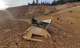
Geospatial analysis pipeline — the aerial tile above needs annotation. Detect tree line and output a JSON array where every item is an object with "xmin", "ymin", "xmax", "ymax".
[{"xmin": 28, "ymin": 0, "xmax": 80, "ymax": 6}]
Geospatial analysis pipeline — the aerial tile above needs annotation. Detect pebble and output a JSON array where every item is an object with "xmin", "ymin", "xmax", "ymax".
[
  {"xmin": 63, "ymin": 32, "xmax": 66, "ymax": 34},
  {"xmin": 68, "ymin": 35, "xmax": 72, "ymax": 37},
  {"xmin": 60, "ymin": 35, "xmax": 63, "ymax": 38}
]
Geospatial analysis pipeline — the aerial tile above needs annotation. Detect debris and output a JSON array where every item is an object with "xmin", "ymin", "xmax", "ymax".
[{"xmin": 23, "ymin": 13, "xmax": 52, "ymax": 41}]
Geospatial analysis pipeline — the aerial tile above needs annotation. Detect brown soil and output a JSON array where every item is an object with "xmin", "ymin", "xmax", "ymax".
[
  {"xmin": 0, "ymin": 9, "xmax": 80, "ymax": 48},
  {"xmin": 0, "ymin": 2, "xmax": 80, "ymax": 48},
  {"xmin": 36, "ymin": 9, "xmax": 80, "ymax": 48}
]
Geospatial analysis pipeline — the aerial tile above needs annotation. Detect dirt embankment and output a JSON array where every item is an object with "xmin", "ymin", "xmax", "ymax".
[
  {"xmin": 0, "ymin": 5, "xmax": 56, "ymax": 19},
  {"xmin": 35, "ymin": 5, "xmax": 80, "ymax": 48}
]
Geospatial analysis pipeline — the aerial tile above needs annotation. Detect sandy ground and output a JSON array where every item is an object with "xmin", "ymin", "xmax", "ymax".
[{"xmin": 0, "ymin": 6, "xmax": 80, "ymax": 48}]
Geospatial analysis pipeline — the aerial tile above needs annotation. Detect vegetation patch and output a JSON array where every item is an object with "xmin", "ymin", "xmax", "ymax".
[
  {"xmin": 50, "ymin": 10, "xmax": 59, "ymax": 13},
  {"xmin": 16, "ymin": 19, "xmax": 31, "ymax": 22}
]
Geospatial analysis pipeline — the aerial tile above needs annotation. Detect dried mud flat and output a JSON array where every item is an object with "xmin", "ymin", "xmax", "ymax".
[{"xmin": 0, "ymin": 10, "xmax": 80, "ymax": 48}]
